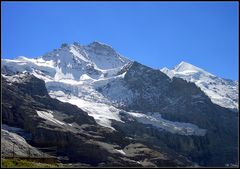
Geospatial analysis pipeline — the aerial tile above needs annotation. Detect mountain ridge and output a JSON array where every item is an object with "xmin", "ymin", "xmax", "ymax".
[
  {"xmin": 161, "ymin": 61, "xmax": 238, "ymax": 110},
  {"xmin": 1, "ymin": 41, "xmax": 238, "ymax": 166}
]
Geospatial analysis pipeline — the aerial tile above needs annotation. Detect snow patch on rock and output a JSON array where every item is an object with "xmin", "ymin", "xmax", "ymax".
[
  {"xmin": 128, "ymin": 112, "xmax": 206, "ymax": 136},
  {"xmin": 36, "ymin": 110, "xmax": 65, "ymax": 126}
]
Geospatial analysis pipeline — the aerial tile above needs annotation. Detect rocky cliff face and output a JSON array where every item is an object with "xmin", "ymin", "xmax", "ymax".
[
  {"xmin": 1, "ymin": 73, "xmax": 192, "ymax": 167},
  {"xmin": 103, "ymin": 61, "xmax": 238, "ymax": 166}
]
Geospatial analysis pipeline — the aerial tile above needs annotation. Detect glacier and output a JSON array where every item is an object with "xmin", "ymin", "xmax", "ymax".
[{"xmin": 0, "ymin": 42, "xmax": 220, "ymax": 136}]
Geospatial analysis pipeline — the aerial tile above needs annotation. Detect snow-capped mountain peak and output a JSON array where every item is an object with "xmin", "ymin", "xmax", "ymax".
[
  {"xmin": 161, "ymin": 61, "xmax": 238, "ymax": 110},
  {"xmin": 87, "ymin": 41, "xmax": 114, "ymax": 50},
  {"xmin": 172, "ymin": 61, "xmax": 214, "ymax": 77},
  {"xmin": 42, "ymin": 41, "xmax": 130, "ymax": 70},
  {"xmin": 1, "ymin": 41, "xmax": 133, "ymax": 129},
  {"xmin": 174, "ymin": 61, "xmax": 199, "ymax": 72},
  {"xmin": 84, "ymin": 41, "xmax": 130, "ymax": 69}
]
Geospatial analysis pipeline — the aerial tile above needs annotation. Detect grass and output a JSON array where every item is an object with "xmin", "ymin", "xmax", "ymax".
[{"xmin": 1, "ymin": 158, "xmax": 61, "ymax": 168}]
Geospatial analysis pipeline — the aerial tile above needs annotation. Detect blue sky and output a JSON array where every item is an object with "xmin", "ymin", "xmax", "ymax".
[{"xmin": 1, "ymin": 2, "xmax": 238, "ymax": 80}]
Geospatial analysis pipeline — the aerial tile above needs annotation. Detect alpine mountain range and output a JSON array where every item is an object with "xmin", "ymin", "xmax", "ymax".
[{"xmin": 1, "ymin": 41, "xmax": 238, "ymax": 167}]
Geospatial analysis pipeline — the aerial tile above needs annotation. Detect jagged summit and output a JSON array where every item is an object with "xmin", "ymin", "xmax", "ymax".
[
  {"xmin": 38, "ymin": 41, "xmax": 130, "ymax": 70},
  {"xmin": 88, "ymin": 41, "xmax": 112, "ymax": 48},
  {"xmin": 58, "ymin": 41, "xmax": 116, "ymax": 54}
]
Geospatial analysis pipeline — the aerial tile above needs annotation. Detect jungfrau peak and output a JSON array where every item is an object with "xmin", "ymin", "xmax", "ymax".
[
  {"xmin": 2, "ymin": 41, "xmax": 132, "ymax": 129},
  {"xmin": 1, "ymin": 41, "xmax": 238, "ymax": 167}
]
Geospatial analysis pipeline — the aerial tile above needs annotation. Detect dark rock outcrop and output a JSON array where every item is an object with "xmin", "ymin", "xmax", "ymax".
[
  {"xmin": 119, "ymin": 62, "xmax": 238, "ymax": 166},
  {"xmin": 1, "ymin": 74, "xmax": 192, "ymax": 167},
  {"xmin": 98, "ymin": 61, "xmax": 238, "ymax": 166}
]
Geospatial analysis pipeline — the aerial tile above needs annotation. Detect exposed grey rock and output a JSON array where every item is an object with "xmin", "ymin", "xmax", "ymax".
[
  {"xmin": 1, "ymin": 129, "xmax": 43, "ymax": 157},
  {"xmin": 103, "ymin": 61, "xmax": 238, "ymax": 166},
  {"xmin": 1, "ymin": 74, "xmax": 192, "ymax": 167}
]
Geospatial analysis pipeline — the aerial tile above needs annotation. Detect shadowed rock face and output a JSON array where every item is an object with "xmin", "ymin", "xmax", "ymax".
[
  {"xmin": 121, "ymin": 61, "xmax": 211, "ymax": 113},
  {"xmin": 97, "ymin": 61, "xmax": 238, "ymax": 166},
  {"xmin": 114, "ymin": 62, "xmax": 238, "ymax": 166},
  {"xmin": 1, "ymin": 74, "xmax": 96, "ymax": 128},
  {"xmin": 161, "ymin": 61, "xmax": 239, "ymax": 111},
  {"xmin": 1, "ymin": 74, "xmax": 192, "ymax": 167}
]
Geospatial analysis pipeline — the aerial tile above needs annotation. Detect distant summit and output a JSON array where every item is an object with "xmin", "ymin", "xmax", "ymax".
[{"xmin": 161, "ymin": 61, "xmax": 238, "ymax": 110}]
